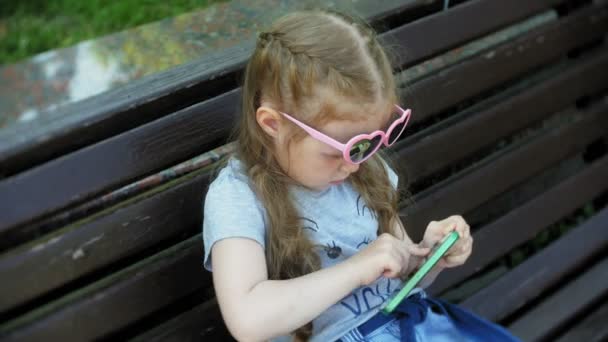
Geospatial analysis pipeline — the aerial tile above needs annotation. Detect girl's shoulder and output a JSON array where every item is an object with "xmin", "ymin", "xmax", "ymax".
[
  {"xmin": 205, "ymin": 157, "xmax": 263, "ymax": 212},
  {"xmin": 209, "ymin": 157, "xmax": 252, "ymax": 190}
]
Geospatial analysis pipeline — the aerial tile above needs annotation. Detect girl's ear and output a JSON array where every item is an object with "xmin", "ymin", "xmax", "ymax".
[{"xmin": 256, "ymin": 106, "xmax": 283, "ymax": 138}]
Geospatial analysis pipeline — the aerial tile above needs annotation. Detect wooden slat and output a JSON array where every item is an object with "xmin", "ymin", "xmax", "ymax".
[
  {"xmin": 508, "ymin": 256, "xmax": 608, "ymax": 341},
  {"xmin": 381, "ymin": 0, "xmax": 566, "ymax": 68},
  {"xmin": 396, "ymin": 44, "xmax": 608, "ymax": 183},
  {"xmin": 0, "ymin": 237, "xmax": 209, "ymax": 342},
  {"xmin": 554, "ymin": 300, "xmax": 608, "ymax": 342},
  {"xmin": 133, "ymin": 153, "xmax": 608, "ymax": 341},
  {"xmin": 3, "ymin": 13, "xmax": 607, "ymax": 239},
  {"xmin": 402, "ymin": 3, "xmax": 608, "ymax": 123},
  {"xmin": 0, "ymin": 168, "xmax": 210, "ymax": 314},
  {"xmin": 428, "ymin": 153, "xmax": 608, "ymax": 295},
  {"xmin": 0, "ymin": 0, "xmax": 571, "ymax": 178},
  {"xmin": 2, "ymin": 67, "xmax": 607, "ymax": 316},
  {"xmin": 3, "ymin": 101, "xmax": 605, "ymax": 340},
  {"xmin": 0, "ymin": 89, "xmax": 236, "ymax": 238},
  {"xmin": 130, "ymin": 299, "xmax": 233, "ymax": 342},
  {"xmin": 402, "ymin": 98, "xmax": 608, "ymax": 241},
  {"xmin": 0, "ymin": 1, "xmax": 443, "ymax": 177},
  {"xmin": 123, "ymin": 160, "xmax": 608, "ymax": 341},
  {"xmin": 461, "ymin": 206, "xmax": 608, "ymax": 321}
]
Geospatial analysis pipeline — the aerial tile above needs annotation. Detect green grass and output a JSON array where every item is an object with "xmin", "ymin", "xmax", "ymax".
[{"xmin": 0, "ymin": 0, "xmax": 225, "ymax": 65}]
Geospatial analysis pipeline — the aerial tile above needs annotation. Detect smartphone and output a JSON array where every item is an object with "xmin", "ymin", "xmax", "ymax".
[{"xmin": 381, "ymin": 231, "xmax": 460, "ymax": 314}]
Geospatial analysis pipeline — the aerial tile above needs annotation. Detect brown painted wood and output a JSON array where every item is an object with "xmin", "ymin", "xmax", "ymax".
[
  {"xmin": 381, "ymin": 0, "xmax": 567, "ymax": 68},
  {"xmin": 0, "ymin": 237, "xmax": 210, "ymax": 342},
  {"xmin": 0, "ymin": 0, "xmax": 572, "ymax": 179},
  {"xmin": 0, "ymin": 88, "xmax": 236, "ymax": 237},
  {"xmin": 0, "ymin": 1, "xmax": 445, "ymax": 177},
  {"xmin": 402, "ymin": 3, "xmax": 608, "ymax": 123},
  {"xmin": 2, "ymin": 60, "xmax": 607, "ymax": 316},
  {"xmin": 508, "ymin": 256, "xmax": 608, "ymax": 341},
  {"xmin": 554, "ymin": 300, "xmax": 608, "ymax": 342},
  {"xmin": 0, "ymin": 1, "xmax": 605, "ymax": 339},
  {"xmin": 428, "ymin": 153, "xmax": 608, "ymax": 295},
  {"xmin": 2, "ymin": 103, "xmax": 607, "ymax": 336},
  {"xmin": 461, "ymin": 206, "xmax": 608, "ymax": 322},
  {"xmin": 0, "ymin": 169, "xmax": 210, "ymax": 314},
  {"xmin": 129, "ymin": 209, "xmax": 608, "ymax": 342},
  {"xmin": 395, "ymin": 44, "xmax": 608, "ymax": 184},
  {"xmin": 402, "ymin": 100, "xmax": 608, "ymax": 241},
  {"xmin": 130, "ymin": 299, "xmax": 234, "ymax": 342},
  {"xmin": 3, "ymin": 12, "xmax": 607, "ymax": 239},
  {"xmin": 2, "ymin": 97, "xmax": 606, "ymax": 340}
]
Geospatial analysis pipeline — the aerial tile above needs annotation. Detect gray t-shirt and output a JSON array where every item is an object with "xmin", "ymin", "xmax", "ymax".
[{"xmin": 203, "ymin": 158, "xmax": 403, "ymax": 341}]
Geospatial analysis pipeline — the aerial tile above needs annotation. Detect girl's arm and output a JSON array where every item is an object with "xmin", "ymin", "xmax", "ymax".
[
  {"xmin": 212, "ymin": 238, "xmax": 359, "ymax": 341},
  {"xmin": 211, "ymin": 233, "xmax": 427, "ymax": 341}
]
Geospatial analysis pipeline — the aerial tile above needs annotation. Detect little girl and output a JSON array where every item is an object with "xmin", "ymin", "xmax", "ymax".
[{"xmin": 202, "ymin": 9, "xmax": 520, "ymax": 342}]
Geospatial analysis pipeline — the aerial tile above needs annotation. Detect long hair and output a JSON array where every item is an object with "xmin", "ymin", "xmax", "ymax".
[{"xmin": 233, "ymin": 9, "xmax": 402, "ymax": 340}]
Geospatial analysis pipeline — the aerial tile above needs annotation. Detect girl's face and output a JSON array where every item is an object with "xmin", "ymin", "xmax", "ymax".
[{"xmin": 274, "ymin": 108, "xmax": 392, "ymax": 191}]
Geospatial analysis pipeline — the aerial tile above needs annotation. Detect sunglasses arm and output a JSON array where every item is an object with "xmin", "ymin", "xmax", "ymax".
[{"xmin": 280, "ymin": 112, "xmax": 347, "ymax": 152}]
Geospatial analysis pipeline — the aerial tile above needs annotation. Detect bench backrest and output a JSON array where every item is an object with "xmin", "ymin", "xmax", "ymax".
[{"xmin": 1, "ymin": 0, "xmax": 607, "ymax": 340}]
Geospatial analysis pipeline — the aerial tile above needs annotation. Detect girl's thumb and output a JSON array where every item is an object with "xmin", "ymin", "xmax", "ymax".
[{"xmin": 408, "ymin": 244, "xmax": 430, "ymax": 256}]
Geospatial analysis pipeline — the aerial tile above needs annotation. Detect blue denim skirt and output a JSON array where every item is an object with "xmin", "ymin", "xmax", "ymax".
[{"xmin": 339, "ymin": 291, "xmax": 521, "ymax": 342}]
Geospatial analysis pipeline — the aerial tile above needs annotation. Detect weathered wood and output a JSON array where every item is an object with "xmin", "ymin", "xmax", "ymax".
[
  {"xmin": 130, "ymin": 299, "xmax": 233, "ymax": 342},
  {"xmin": 395, "ymin": 44, "xmax": 608, "ymax": 183},
  {"xmin": 0, "ymin": 1, "xmax": 444, "ymax": 177},
  {"xmin": 461, "ymin": 207, "xmax": 608, "ymax": 321},
  {"xmin": 0, "ymin": 0, "xmax": 572, "ymax": 179},
  {"xmin": 402, "ymin": 2, "xmax": 608, "ymax": 123},
  {"xmin": 129, "ymin": 192, "xmax": 608, "ymax": 342},
  {"xmin": 6, "ymin": 100, "xmax": 605, "ymax": 340},
  {"xmin": 0, "ymin": 89, "xmax": 236, "ymax": 238},
  {"xmin": 2, "ymin": 58, "xmax": 607, "ymax": 316},
  {"xmin": 508, "ymin": 256, "xmax": 608, "ymax": 341},
  {"xmin": 0, "ymin": 237, "xmax": 209, "ymax": 342},
  {"xmin": 554, "ymin": 300, "xmax": 608, "ymax": 342},
  {"xmin": 428, "ymin": 153, "xmax": 608, "ymax": 295},
  {"xmin": 0, "ymin": 2, "xmax": 605, "ymax": 340},
  {"xmin": 3, "ymin": 11, "xmax": 607, "ymax": 238},
  {"xmin": 382, "ymin": 0, "xmax": 567, "ymax": 68},
  {"xmin": 0, "ymin": 167, "xmax": 210, "ymax": 315},
  {"xmin": 403, "ymin": 100, "xmax": 608, "ymax": 240}
]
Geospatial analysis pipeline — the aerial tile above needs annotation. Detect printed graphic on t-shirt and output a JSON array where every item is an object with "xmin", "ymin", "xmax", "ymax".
[
  {"xmin": 323, "ymin": 241, "xmax": 343, "ymax": 259},
  {"xmin": 356, "ymin": 195, "xmax": 377, "ymax": 219},
  {"xmin": 340, "ymin": 279, "xmax": 396, "ymax": 317},
  {"xmin": 300, "ymin": 217, "xmax": 319, "ymax": 232},
  {"xmin": 357, "ymin": 237, "xmax": 372, "ymax": 248}
]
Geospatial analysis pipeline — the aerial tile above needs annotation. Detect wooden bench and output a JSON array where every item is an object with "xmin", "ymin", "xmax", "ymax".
[{"xmin": 1, "ymin": 0, "xmax": 607, "ymax": 340}]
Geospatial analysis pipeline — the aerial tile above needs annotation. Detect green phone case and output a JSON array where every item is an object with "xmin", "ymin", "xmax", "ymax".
[{"xmin": 381, "ymin": 231, "xmax": 460, "ymax": 314}]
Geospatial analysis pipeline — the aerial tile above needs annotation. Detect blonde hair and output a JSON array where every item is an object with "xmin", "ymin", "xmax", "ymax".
[{"xmin": 232, "ymin": 9, "xmax": 402, "ymax": 340}]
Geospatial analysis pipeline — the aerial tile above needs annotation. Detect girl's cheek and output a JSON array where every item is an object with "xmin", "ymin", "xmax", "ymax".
[{"xmin": 321, "ymin": 154, "xmax": 341, "ymax": 167}]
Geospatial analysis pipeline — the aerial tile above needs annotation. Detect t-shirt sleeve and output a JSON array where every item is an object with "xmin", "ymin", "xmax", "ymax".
[
  {"xmin": 202, "ymin": 173, "xmax": 266, "ymax": 272},
  {"xmin": 381, "ymin": 159, "xmax": 399, "ymax": 190}
]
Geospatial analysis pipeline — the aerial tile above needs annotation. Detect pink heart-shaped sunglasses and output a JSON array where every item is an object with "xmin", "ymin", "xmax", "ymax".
[{"xmin": 280, "ymin": 105, "xmax": 412, "ymax": 164}]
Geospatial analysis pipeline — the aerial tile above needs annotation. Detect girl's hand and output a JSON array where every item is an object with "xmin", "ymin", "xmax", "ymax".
[
  {"xmin": 420, "ymin": 215, "xmax": 473, "ymax": 268},
  {"xmin": 347, "ymin": 233, "xmax": 430, "ymax": 286}
]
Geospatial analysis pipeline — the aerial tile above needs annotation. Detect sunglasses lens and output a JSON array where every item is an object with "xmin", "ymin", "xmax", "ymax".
[
  {"xmin": 349, "ymin": 136, "xmax": 382, "ymax": 163},
  {"xmin": 388, "ymin": 120, "xmax": 407, "ymax": 145}
]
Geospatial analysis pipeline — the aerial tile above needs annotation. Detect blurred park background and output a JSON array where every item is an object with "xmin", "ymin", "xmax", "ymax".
[{"xmin": 0, "ymin": 0, "xmax": 225, "ymax": 65}]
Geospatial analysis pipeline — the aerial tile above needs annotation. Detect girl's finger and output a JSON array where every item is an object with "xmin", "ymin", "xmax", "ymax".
[
  {"xmin": 437, "ymin": 258, "xmax": 449, "ymax": 268},
  {"xmin": 444, "ymin": 254, "xmax": 466, "ymax": 266},
  {"xmin": 408, "ymin": 244, "xmax": 431, "ymax": 256},
  {"xmin": 443, "ymin": 224, "xmax": 454, "ymax": 235}
]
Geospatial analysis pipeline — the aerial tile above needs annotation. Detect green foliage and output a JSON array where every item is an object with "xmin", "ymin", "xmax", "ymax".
[{"xmin": 0, "ymin": 0, "xmax": 225, "ymax": 64}]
